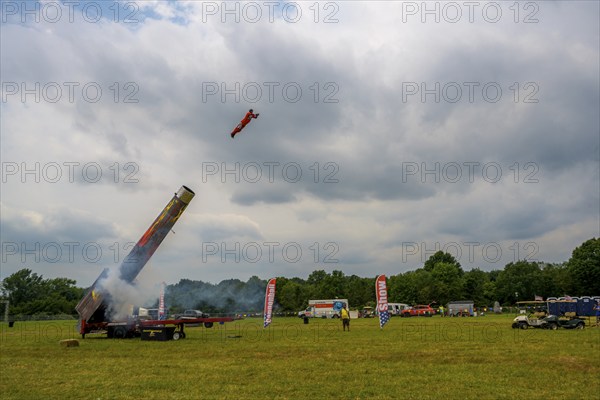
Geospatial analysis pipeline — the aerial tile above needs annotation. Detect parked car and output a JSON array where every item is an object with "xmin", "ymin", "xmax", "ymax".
[
  {"xmin": 401, "ymin": 304, "xmax": 435, "ymax": 317},
  {"xmin": 174, "ymin": 309, "xmax": 209, "ymax": 319}
]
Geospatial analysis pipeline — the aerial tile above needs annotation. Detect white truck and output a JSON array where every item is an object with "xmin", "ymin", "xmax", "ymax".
[
  {"xmin": 298, "ymin": 299, "xmax": 349, "ymax": 319},
  {"xmin": 387, "ymin": 303, "xmax": 409, "ymax": 316}
]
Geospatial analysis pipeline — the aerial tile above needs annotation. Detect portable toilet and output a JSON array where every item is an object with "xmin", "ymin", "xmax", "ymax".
[
  {"xmin": 547, "ymin": 300, "xmax": 559, "ymax": 316},
  {"xmin": 549, "ymin": 300, "xmax": 577, "ymax": 316},
  {"xmin": 562, "ymin": 301, "xmax": 578, "ymax": 315},
  {"xmin": 577, "ymin": 297, "xmax": 594, "ymax": 316}
]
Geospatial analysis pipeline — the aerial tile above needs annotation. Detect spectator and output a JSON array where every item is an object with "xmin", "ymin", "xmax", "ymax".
[{"xmin": 341, "ymin": 304, "xmax": 350, "ymax": 332}]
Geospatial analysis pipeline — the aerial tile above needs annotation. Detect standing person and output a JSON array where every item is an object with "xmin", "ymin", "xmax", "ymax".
[
  {"xmin": 341, "ymin": 304, "xmax": 350, "ymax": 332},
  {"xmin": 594, "ymin": 301, "xmax": 600, "ymax": 327}
]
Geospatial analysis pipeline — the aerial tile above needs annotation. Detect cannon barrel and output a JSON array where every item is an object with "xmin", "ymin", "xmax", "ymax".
[{"xmin": 76, "ymin": 186, "xmax": 195, "ymax": 322}]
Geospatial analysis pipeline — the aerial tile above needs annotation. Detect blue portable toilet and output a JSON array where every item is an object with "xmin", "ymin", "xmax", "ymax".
[
  {"xmin": 550, "ymin": 300, "xmax": 577, "ymax": 315},
  {"xmin": 563, "ymin": 301, "xmax": 578, "ymax": 315},
  {"xmin": 547, "ymin": 301, "xmax": 559, "ymax": 316},
  {"xmin": 578, "ymin": 297, "xmax": 594, "ymax": 316}
]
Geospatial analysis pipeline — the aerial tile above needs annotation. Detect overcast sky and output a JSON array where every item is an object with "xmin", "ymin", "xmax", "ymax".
[{"xmin": 1, "ymin": 1, "xmax": 598, "ymax": 287}]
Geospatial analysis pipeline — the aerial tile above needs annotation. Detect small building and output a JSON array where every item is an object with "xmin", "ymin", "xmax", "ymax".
[{"xmin": 447, "ymin": 301, "xmax": 474, "ymax": 316}]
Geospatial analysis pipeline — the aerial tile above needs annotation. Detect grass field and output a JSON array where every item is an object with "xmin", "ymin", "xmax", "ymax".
[{"xmin": 1, "ymin": 315, "xmax": 598, "ymax": 399}]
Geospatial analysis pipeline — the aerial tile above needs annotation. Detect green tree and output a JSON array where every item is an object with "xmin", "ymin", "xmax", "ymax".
[
  {"xmin": 482, "ymin": 281, "xmax": 497, "ymax": 305},
  {"xmin": 307, "ymin": 270, "xmax": 328, "ymax": 286},
  {"xmin": 463, "ymin": 268, "xmax": 489, "ymax": 305},
  {"xmin": 321, "ymin": 270, "xmax": 346, "ymax": 298},
  {"xmin": 538, "ymin": 263, "xmax": 570, "ymax": 298},
  {"xmin": 45, "ymin": 277, "xmax": 82, "ymax": 302},
  {"xmin": 495, "ymin": 261, "xmax": 543, "ymax": 304},
  {"xmin": 393, "ymin": 271, "xmax": 419, "ymax": 304},
  {"xmin": 0, "ymin": 269, "xmax": 83, "ymax": 315},
  {"xmin": 1, "ymin": 269, "xmax": 45, "ymax": 314},
  {"xmin": 567, "ymin": 238, "xmax": 600, "ymax": 295},
  {"xmin": 423, "ymin": 250, "xmax": 461, "ymax": 272},
  {"xmin": 414, "ymin": 269, "xmax": 434, "ymax": 304},
  {"xmin": 345, "ymin": 275, "xmax": 375, "ymax": 308},
  {"xmin": 429, "ymin": 262, "xmax": 464, "ymax": 305},
  {"xmin": 277, "ymin": 279, "xmax": 306, "ymax": 311},
  {"xmin": 419, "ymin": 251, "xmax": 464, "ymax": 305}
]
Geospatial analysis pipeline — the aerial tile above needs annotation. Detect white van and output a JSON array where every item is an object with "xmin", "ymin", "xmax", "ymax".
[{"xmin": 387, "ymin": 303, "xmax": 409, "ymax": 316}]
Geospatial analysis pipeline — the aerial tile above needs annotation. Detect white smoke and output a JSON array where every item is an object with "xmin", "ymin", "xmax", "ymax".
[{"xmin": 98, "ymin": 263, "xmax": 164, "ymax": 320}]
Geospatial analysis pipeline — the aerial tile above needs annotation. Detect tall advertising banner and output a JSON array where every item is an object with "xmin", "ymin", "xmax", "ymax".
[
  {"xmin": 263, "ymin": 278, "xmax": 277, "ymax": 328},
  {"xmin": 158, "ymin": 282, "xmax": 166, "ymax": 320},
  {"xmin": 376, "ymin": 275, "xmax": 389, "ymax": 329}
]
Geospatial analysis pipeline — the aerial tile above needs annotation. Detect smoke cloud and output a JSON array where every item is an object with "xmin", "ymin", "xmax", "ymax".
[
  {"xmin": 166, "ymin": 277, "xmax": 269, "ymax": 314},
  {"xmin": 97, "ymin": 265, "xmax": 164, "ymax": 320}
]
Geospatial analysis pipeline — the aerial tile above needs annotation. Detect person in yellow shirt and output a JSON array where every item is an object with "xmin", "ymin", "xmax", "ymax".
[{"xmin": 341, "ymin": 304, "xmax": 350, "ymax": 332}]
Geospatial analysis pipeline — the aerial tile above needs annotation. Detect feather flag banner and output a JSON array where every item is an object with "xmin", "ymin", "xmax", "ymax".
[
  {"xmin": 376, "ymin": 275, "xmax": 389, "ymax": 329},
  {"xmin": 264, "ymin": 278, "xmax": 276, "ymax": 328}
]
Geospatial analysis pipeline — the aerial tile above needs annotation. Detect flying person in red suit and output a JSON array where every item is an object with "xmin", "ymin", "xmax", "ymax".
[{"xmin": 230, "ymin": 109, "xmax": 259, "ymax": 138}]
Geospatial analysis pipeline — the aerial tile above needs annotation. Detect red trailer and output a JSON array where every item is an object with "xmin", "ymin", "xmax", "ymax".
[{"xmin": 80, "ymin": 316, "xmax": 235, "ymax": 340}]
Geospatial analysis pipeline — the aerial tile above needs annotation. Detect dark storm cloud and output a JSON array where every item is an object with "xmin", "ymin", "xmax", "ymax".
[
  {"xmin": 188, "ymin": 215, "xmax": 263, "ymax": 242},
  {"xmin": 0, "ymin": 206, "xmax": 120, "ymax": 279},
  {"xmin": 1, "ymin": 207, "xmax": 116, "ymax": 245},
  {"xmin": 2, "ymin": 1, "xmax": 598, "ymax": 284}
]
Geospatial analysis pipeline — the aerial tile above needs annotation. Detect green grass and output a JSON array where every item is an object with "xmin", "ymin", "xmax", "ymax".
[{"xmin": 1, "ymin": 315, "xmax": 598, "ymax": 399}]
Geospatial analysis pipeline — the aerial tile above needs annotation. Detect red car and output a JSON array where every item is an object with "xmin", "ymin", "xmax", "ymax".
[{"xmin": 401, "ymin": 304, "xmax": 435, "ymax": 317}]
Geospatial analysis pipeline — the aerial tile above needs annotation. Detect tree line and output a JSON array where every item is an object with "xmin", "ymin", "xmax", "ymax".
[
  {"xmin": 0, "ymin": 269, "xmax": 84, "ymax": 318},
  {"xmin": 1, "ymin": 238, "xmax": 598, "ymax": 316},
  {"xmin": 170, "ymin": 237, "xmax": 599, "ymax": 312}
]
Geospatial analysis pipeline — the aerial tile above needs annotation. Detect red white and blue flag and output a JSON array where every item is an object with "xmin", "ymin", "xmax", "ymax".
[
  {"xmin": 263, "ymin": 278, "xmax": 276, "ymax": 328},
  {"xmin": 158, "ymin": 282, "xmax": 166, "ymax": 320},
  {"xmin": 376, "ymin": 275, "xmax": 389, "ymax": 329}
]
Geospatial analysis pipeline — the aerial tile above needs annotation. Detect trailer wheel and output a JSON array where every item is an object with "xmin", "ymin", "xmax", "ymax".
[
  {"xmin": 172, "ymin": 331, "xmax": 182, "ymax": 341},
  {"xmin": 113, "ymin": 326, "xmax": 127, "ymax": 338},
  {"xmin": 204, "ymin": 322, "xmax": 214, "ymax": 328}
]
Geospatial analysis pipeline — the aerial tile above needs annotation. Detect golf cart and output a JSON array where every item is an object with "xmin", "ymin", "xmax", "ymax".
[
  {"xmin": 512, "ymin": 314, "xmax": 551, "ymax": 329},
  {"xmin": 511, "ymin": 301, "xmax": 586, "ymax": 330},
  {"xmin": 512, "ymin": 301, "xmax": 550, "ymax": 329},
  {"xmin": 360, "ymin": 307, "xmax": 375, "ymax": 318},
  {"xmin": 544, "ymin": 313, "xmax": 585, "ymax": 330}
]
